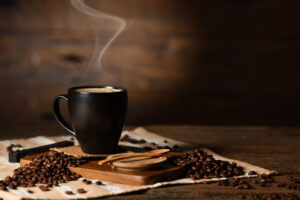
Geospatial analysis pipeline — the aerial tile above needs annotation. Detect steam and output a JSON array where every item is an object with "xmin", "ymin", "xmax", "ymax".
[{"xmin": 70, "ymin": 0, "xmax": 126, "ymax": 71}]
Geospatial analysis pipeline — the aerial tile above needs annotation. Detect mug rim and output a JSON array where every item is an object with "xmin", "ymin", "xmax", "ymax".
[{"xmin": 68, "ymin": 85, "xmax": 127, "ymax": 94}]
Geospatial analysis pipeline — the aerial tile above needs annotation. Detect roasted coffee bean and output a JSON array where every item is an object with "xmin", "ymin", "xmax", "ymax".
[
  {"xmin": 164, "ymin": 140, "xmax": 168, "ymax": 143},
  {"xmin": 95, "ymin": 181, "xmax": 102, "ymax": 185},
  {"xmin": 172, "ymin": 148, "xmax": 244, "ymax": 180},
  {"xmin": 27, "ymin": 189, "xmax": 34, "ymax": 193},
  {"xmin": 77, "ymin": 188, "xmax": 86, "ymax": 193},
  {"xmin": 2, "ymin": 151, "xmax": 86, "ymax": 190},
  {"xmin": 65, "ymin": 191, "xmax": 74, "ymax": 195},
  {"xmin": 248, "ymin": 171, "xmax": 257, "ymax": 175},
  {"xmin": 39, "ymin": 185, "xmax": 49, "ymax": 191}
]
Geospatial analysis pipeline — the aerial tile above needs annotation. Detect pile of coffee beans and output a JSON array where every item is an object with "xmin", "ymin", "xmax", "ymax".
[
  {"xmin": 172, "ymin": 148, "xmax": 244, "ymax": 179},
  {"xmin": 0, "ymin": 151, "xmax": 86, "ymax": 191},
  {"xmin": 171, "ymin": 148, "xmax": 300, "ymax": 199}
]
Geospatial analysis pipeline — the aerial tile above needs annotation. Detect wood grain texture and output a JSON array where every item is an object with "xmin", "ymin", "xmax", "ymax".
[
  {"xmin": 3, "ymin": 125, "xmax": 300, "ymax": 199},
  {"xmin": 0, "ymin": 0, "xmax": 300, "ymax": 128}
]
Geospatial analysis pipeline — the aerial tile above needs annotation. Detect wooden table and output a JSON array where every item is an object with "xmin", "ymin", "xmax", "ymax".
[{"xmin": 1, "ymin": 125, "xmax": 300, "ymax": 199}]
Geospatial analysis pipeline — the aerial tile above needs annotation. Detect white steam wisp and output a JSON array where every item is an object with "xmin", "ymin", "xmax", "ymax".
[{"xmin": 71, "ymin": 0, "xmax": 127, "ymax": 72}]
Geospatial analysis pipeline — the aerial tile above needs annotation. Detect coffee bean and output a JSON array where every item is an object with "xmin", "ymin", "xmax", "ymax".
[
  {"xmin": 39, "ymin": 185, "xmax": 49, "ymax": 191},
  {"xmin": 27, "ymin": 189, "xmax": 34, "ymax": 193},
  {"xmin": 95, "ymin": 181, "xmax": 102, "ymax": 185},
  {"xmin": 77, "ymin": 188, "xmax": 86, "ymax": 193},
  {"xmin": 65, "ymin": 191, "xmax": 74, "ymax": 195},
  {"xmin": 248, "ymin": 171, "xmax": 257, "ymax": 175},
  {"xmin": 164, "ymin": 140, "xmax": 168, "ymax": 143}
]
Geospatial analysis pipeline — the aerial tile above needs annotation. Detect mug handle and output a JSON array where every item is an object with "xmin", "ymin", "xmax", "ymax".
[{"xmin": 53, "ymin": 94, "xmax": 76, "ymax": 136}]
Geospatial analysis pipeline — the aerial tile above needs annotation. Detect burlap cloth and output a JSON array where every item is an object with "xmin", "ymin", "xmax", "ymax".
[{"xmin": 0, "ymin": 127, "xmax": 275, "ymax": 200}]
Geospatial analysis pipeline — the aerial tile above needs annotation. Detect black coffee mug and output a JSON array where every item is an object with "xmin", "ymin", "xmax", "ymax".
[{"xmin": 53, "ymin": 86, "xmax": 127, "ymax": 154}]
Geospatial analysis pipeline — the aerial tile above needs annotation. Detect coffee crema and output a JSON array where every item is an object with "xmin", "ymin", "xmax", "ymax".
[{"xmin": 75, "ymin": 88, "xmax": 122, "ymax": 93}]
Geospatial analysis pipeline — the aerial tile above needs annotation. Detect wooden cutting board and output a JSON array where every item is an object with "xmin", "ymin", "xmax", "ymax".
[{"xmin": 20, "ymin": 152, "xmax": 186, "ymax": 185}]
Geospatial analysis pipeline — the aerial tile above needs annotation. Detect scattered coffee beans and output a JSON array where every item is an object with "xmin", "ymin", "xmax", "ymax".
[
  {"xmin": 218, "ymin": 178, "xmax": 251, "ymax": 189},
  {"xmin": 120, "ymin": 135, "xmax": 178, "ymax": 150},
  {"xmin": 0, "ymin": 151, "xmax": 86, "ymax": 191},
  {"xmin": 172, "ymin": 148, "xmax": 245, "ymax": 179},
  {"xmin": 82, "ymin": 179, "xmax": 92, "ymax": 185},
  {"xmin": 120, "ymin": 135, "xmax": 146, "ymax": 144}
]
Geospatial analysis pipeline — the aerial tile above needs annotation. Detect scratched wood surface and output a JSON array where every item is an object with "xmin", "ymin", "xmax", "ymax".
[
  {"xmin": 1, "ymin": 125, "xmax": 299, "ymax": 199},
  {"xmin": 0, "ymin": 0, "xmax": 300, "ymax": 129}
]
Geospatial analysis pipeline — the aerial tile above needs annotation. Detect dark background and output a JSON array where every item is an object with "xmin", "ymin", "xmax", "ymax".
[{"xmin": 0, "ymin": 0, "xmax": 300, "ymax": 131}]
